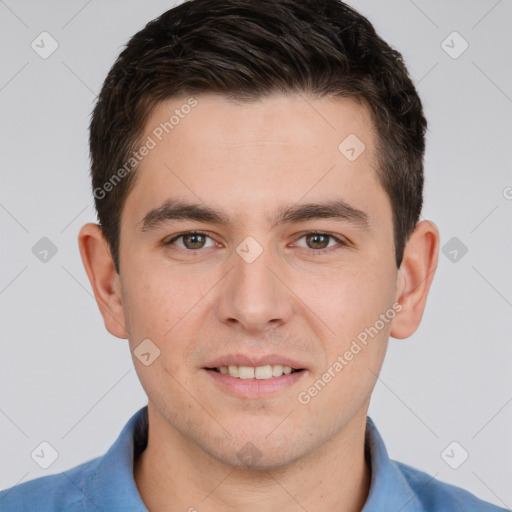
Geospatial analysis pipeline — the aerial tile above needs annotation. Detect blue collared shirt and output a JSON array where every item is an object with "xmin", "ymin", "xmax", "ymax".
[{"xmin": 1, "ymin": 406, "xmax": 507, "ymax": 511}]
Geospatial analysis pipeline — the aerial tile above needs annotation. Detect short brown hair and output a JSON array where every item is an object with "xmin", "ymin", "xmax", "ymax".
[{"xmin": 89, "ymin": 0, "xmax": 426, "ymax": 273}]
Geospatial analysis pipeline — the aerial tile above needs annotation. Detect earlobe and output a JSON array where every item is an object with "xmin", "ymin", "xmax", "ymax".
[
  {"xmin": 390, "ymin": 220, "xmax": 440, "ymax": 339},
  {"xmin": 78, "ymin": 223, "xmax": 129, "ymax": 339}
]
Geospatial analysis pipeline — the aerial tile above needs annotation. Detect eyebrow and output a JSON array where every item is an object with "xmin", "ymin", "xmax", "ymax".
[{"xmin": 139, "ymin": 198, "xmax": 371, "ymax": 232}]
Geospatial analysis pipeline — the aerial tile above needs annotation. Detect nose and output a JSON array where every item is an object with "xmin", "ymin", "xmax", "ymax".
[{"xmin": 215, "ymin": 243, "xmax": 293, "ymax": 334}]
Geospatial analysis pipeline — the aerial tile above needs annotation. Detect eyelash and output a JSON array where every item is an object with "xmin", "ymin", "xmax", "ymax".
[{"xmin": 163, "ymin": 230, "xmax": 347, "ymax": 254}]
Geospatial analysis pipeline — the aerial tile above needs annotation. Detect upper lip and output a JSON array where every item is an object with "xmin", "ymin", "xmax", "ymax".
[{"xmin": 203, "ymin": 353, "xmax": 307, "ymax": 370}]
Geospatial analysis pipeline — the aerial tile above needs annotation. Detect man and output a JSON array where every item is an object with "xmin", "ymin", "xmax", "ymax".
[{"xmin": 0, "ymin": 1, "xmax": 507, "ymax": 511}]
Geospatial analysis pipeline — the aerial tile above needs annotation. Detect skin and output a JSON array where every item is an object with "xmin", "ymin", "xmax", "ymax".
[{"xmin": 79, "ymin": 93, "xmax": 439, "ymax": 512}]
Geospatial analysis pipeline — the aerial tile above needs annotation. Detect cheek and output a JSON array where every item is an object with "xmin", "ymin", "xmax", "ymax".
[
  {"xmin": 296, "ymin": 259, "xmax": 395, "ymax": 339},
  {"xmin": 121, "ymin": 266, "xmax": 193, "ymax": 342},
  {"xmin": 296, "ymin": 267, "xmax": 393, "ymax": 420}
]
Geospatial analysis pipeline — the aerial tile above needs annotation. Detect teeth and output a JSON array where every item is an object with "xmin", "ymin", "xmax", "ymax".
[
  {"xmin": 255, "ymin": 365, "xmax": 272, "ymax": 379},
  {"xmin": 272, "ymin": 364, "xmax": 283, "ymax": 377},
  {"xmin": 217, "ymin": 364, "xmax": 296, "ymax": 379},
  {"xmin": 238, "ymin": 366, "xmax": 255, "ymax": 379}
]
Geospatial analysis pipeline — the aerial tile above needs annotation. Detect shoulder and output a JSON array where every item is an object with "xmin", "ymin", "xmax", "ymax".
[
  {"xmin": 394, "ymin": 460, "xmax": 509, "ymax": 512},
  {"xmin": 1, "ymin": 406, "xmax": 149, "ymax": 512},
  {"xmin": 0, "ymin": 455, "xmax": 102, "ymax": 512}
]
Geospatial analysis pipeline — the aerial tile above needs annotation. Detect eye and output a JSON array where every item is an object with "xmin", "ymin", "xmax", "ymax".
[
  {"xmin": 293, "ymin": 231, "xmax": 346, "ymax": 253},
  {"xmin": 164, "ymin": 231, "xmax": 216, "ymax": 251},
  {"xmin": 163, "ymin": 230, "xmax": 347, "ymax": 254}
]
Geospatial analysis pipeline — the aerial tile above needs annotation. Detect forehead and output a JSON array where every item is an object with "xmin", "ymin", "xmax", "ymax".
[
  {"xmin": 147, "ymin": 92, "xmax": 377, "ymax": 159},
  {"xmin": 122, "ymin": 92, "xmax": 389, "ymax": 230}
]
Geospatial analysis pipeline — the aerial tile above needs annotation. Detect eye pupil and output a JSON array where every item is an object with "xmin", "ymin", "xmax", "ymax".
[
  {"xmin": 307, "ymin": 234, "xmax": 329, "ymax": 249},
  {"xmin": 184, "ymin": 233, "xmax": 206, "ymax": 249}
]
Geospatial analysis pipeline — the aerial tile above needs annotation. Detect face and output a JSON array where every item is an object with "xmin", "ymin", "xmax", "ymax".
[{"xmin": 113, "ymin": 93, "xmax": 401, "ymax": 468}]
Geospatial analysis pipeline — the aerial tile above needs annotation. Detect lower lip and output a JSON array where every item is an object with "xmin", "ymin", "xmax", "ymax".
[{"xmin": 203, "ymin": 368, "xmax": 307, "ymax": 398}]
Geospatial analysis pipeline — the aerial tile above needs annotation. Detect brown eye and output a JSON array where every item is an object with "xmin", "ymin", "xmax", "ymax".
[
  {"xmin": 165, "ymin": 231, "xmax": 215, "ymax": 251},
  {"xmin": 294, "ymin": 232, "xmax": 346, "ymax": 253},
  {"xmin": 305, "ymin": 233, "xmax": 330, "ymax": 249},
  {"xmin": 182, "ymin": 233, "xmax": 207, "ymax": 249}
]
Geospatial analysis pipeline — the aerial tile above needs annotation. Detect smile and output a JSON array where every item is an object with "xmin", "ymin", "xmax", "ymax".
[
  {"xmin": 203, "ymin": 365, "xmax": 307, "ymax": 399},
  {"xmin": 209, "ymin": 364, "xmax": 302, "ymax": 380}
]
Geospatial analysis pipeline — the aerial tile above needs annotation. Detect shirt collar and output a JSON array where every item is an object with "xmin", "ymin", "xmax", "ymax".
[
  {"xmin": 80, "ymin": 406, "xmax": 423, "ymax": 512},
  {"xmin": 362, "ymin": 416, "xmax": 425, "ymax": 512},
  {"xmin": 80, "ymin": 406, "xmax": 149, "ymax": 511}
]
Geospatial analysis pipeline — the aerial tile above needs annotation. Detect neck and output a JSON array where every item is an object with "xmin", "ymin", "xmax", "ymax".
[{"xmin": 134, "ymin": 404, "xmax": 371, "ymax": 512}]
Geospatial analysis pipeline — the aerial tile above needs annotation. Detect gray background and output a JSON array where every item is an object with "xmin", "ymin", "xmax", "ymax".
[{"xmin": 1, "ymin": 0, "xmax": 511, "ymax": 508}]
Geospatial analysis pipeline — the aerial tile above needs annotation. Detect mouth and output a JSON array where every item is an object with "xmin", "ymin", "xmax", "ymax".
[
  {"xmin": 205, "ymin": 364, "xmax": 304, "ymax": 380},
  {"xmin": 203, "ymin": 364, "xmax": 307, "ymax": 399},
  {"xmin": 201, "ymin": 354, "xmax": 308, "ymax": 397}
]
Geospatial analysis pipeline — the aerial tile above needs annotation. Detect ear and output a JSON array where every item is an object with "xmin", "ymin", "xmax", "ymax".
[
  {"xmin": 390, "ymin": 220, "xmax": 439, "ymax": 339},
  {"xmin": 78, "ymin": 223, "xmax": 128, "ymax": 339}
]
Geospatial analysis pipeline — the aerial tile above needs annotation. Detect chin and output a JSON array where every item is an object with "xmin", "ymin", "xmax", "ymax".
[{"xmin": 206, "ymin": 430, "xmax": 303, "ymax": 471}]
